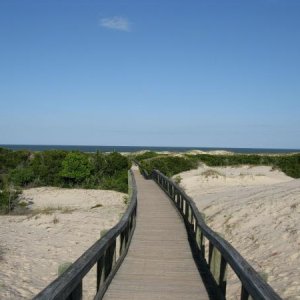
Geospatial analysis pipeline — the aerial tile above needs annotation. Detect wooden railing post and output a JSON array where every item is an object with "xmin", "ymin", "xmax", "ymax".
[
  {"xmin": 67, "ymin": 281, "xmax": 82, "ymax": 300},
  {"xmin": 180, "ymin": 195, "xmax": 183, "ymax": 212},
  {"xmin": 208, "ymin": 241, "xmax": 213, "ymax": 268},
  {"xmin": 219, "ymin": 255, "xmax": 227, "ymax": 296},
  {"xmin": 184, "ymin": 200, "xmax": 189, "ymax": 220},
  {"xmin": 97, "ymin": 256, "xmax": 104, "ymax": 291},
  {"xmin": 200, "ymin": 231, "xmax": 205, "ymax": 258},
  {"xmin": 241, "ymin": 285, "xmax": 250, "ymax": 300},
  {"xmin": 104, "ymin": 241, "xmax": 116, "ymax": 280},
  {"xmin": 195, "ymin": 226, "xmax": 202, "ymax": 255},
  {"xmin": 175, "ymin": 191, "xmax": 179, "ymax": 207}
]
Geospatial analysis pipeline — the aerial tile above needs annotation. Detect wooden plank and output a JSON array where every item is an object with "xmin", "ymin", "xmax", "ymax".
[
  {"xmin": 153, "ymin": 170, "xmax": 282, "ymax": 300},
  {"xmin": 104, "ymin": 170, "xmax": 209, "ymax": 300},
  {"xmin": 34, "ymin": 171, "xmax": 138, "ymax": 300}
]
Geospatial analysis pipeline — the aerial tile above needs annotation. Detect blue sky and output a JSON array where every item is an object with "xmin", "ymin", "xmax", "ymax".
[{"xmin": 0, "ymin": 0, "xmax": 299, "ymax": 148}]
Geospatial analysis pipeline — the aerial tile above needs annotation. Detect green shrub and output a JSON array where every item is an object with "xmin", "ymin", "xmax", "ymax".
[
  {"xmin": 0, "ymin": 187, "xmax": 21, "ymax": 214},
  {"xmin": 134, "ymin": 151, "xmax": 160, "ymax": 162},
  {"xmin": 31, "ymin": 150, "xmax": 67, "ymax": 186},
  {"xmin": 0, "ymin": 148, "xmax": 131, "ymax": 214},
  {"xmin": 138, "ymin": 153, "xmax": 300, "ymax": 179},
  {"xmin": 0, "ymin": 148, "xmax": 31, "ymax": 173},
  {"xmin": 190, "ymin": 154, "xmax": 300, "ymax": 178},
  {"xmin": 9, "ymin": 167, "xmax": 35, "ymax": 186},
  {"xmin": 104, "ymin": 152, "xmax": 130, "ymax": 176},
  {"xmin": 101, "ymin": 170, "xmax": 128, "ymax": 193},
  {"xmin": 140, "ymin": 156, "xmax": 198, "ymax": 177},
  {"xmin": 93, "ymin": 151, "xmax": 107, "ymax": 177},
  {"xmin": 60, "ymin": 152, "xmax": 92, "ymax": 185},
  {"xmin": 275, "ymin": 154, "xmax": 300, "ymax": 178},
  {"xmin": 174, "ymin": 175, "xmax": 182, "ymax": 184}
]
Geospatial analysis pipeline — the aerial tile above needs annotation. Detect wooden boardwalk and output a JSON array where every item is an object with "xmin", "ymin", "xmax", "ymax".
[{"xmin": 104, "ymin": 169, "xmax": 209, "ymax": 300}]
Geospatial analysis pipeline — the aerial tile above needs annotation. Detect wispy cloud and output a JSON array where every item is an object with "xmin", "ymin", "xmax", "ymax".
[{"xmin": 100, "ymin": 16, "xmax": 130, "ymax": 32}]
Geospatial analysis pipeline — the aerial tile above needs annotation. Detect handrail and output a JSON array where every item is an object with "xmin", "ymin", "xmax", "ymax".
[
  {"xmin": 133, "ymin": 159, "xmax": 151, "ymax": 179},
  {"xmin": 33, "ymin": 169, "xmax": 137, "ymax": 300},
  {"xmin": 151, "ymin": 169, "xmax": 282, "ymax": 300}
]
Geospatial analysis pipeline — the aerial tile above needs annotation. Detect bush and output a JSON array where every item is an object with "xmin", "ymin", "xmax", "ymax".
[
  {"xmin": 31, "ymin": 150, "xmax": 67, "ymax": 186},
  {"xmin": 275, "ymin": 154, "xmax": 300, "ymax": 178},
  {"xmin": 138, "ymin": 153, "xmax": 300, "ymax": 179},
  {"xmin": 9, "ymin": 167, "xmax": 35, "ymax": 186},
  {"xmin": 191, "ymin": 154, "xmax": 300, "ymax": 178},
  {"xmin": 0, "ymin": 187, "xmax": 21, "ymax": 214},
  {"xmin": 60, "ymin": 152, "xmax": 93, "ymax": 185},
  {"xmin": 134, "ymin": 151, "xmax": 160, "ymax": 162},
  {"xmin": 93, "ymin": 151, "xmax": 107, "ymax": 177},
  {"xmin": 101, "ymin": 170, "xmax": 128, "ymax": 193},
  {"xmin": 140, "ymin": 156, "xmax": 198, "ymax": 177},
  {"xmin": 104, "ymin": 152, "xmax": 130, "ymax": 176},
  {"xmin": 0, "ymin": 148, "xmax": 31, "ymax": 173},
  {"xmin": 0, "ymin": 148, "xmax": 130, "ymax": 214}
]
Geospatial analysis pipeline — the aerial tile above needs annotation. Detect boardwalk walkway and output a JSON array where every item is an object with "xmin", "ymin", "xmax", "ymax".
[{"xmin": 104, "ymin": 169, "xmax": 209, "ymax": 300}]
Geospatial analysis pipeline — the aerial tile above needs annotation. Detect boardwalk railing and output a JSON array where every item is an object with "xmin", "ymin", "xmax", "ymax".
[
  {"xmin": 34, "ymin": 170, "xmax": 137, "ymax": 300},
  {"xmin": 150, "ymin": 168, "xmax": 282, "ymax": 300}
]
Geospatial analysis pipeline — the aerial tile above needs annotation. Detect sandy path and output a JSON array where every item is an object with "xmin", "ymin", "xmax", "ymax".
[
  {"xmin": 176, "ymin": 165, "xmax": 300, "ymax": 300},
  {"xmin": 0, "ymin": 188, "xmax": 126, "ymax": 300}
]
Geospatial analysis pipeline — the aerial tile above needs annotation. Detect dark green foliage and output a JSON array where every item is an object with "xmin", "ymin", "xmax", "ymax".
[
  {"xmin": 0, "ymin": 175, "xmax": 6, "ymax": 190},
  {"xmin": 134, "ymin": 151, "xmax": 160, "ymax": 162},
  {"xmin": 189, "ymin": 154, "xmax": 300, "ymax": 178},
  {"xmin": 140, "ymin": 156, "xmax": 198, "ymax": 177},
  {"xmin": 101, "ymin": 170, "xmax": 129, "ymax": 193},
  {"xmin": 0, "ymin": 147, "xmax": 130, "ymax": 213},
  {"xmin": 60, "ymin": 152, "xmax": 93, "ymax": 184},
  {"xmin": 0, "ymin": 148, "xmax": 31, "ymax": 173},
  {"xmin": 9, "ymin": 167, "xmax": 35, "ymax": 186},
  {"xmin": 0, "ymin": 189, "xmax": 10, "ymax": 213},
  {"xmin": 139, "ymin": 153, "xmax": 300, "ymax": 179},
  {"xmin": 0, "ymin": 175, "xmax": 21, "ymax": 214},
  {"xmin": 0, "ymin": 189, "xmax": 21, "ymax": 214},
  {"xmin": 94, "ymin": 151, "xmax": 107, "ymax": 177},
  {"xmin": 104, "ymin": 152, "xmax": 130, "ymax": 176},
  {"xmin": 31, "ymin": 150, "xmax": 67, "ymax": 185},
  {"xmin": 275, "ymin": 154, "xmax": 300, "ymax": 178}
]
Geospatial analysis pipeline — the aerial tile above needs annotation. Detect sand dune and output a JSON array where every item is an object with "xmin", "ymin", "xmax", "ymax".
[
  {"xmin": 0, "ymin": 188, "xmax": 126, "ymax": 299},
  {"xmin": 176, "ymin": 165, "xmax": 300, "ymax": 299}
]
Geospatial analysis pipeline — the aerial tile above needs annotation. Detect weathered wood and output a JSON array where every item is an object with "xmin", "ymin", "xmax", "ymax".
[
  {"xmin": 104, "ymin": 170, "xmax": 209, "ymax": 300},
  {"xmin": 66, "ymin": 281, "xmax": 82, "ymax": 300},
  {"xmin": 33, "ymin": 170, "xmax": 137, "ymax": 300},
  {"xmin": 33, "ymin": 160, "xmax": 283, "ymax": 300},
  {"xmin": 241, "ymin": 285, "xmax": 250, "ymax": 300},
  {"xmin": 152, "ymin": 169, "xmax": 282, "ymax": 300},
  {"xmin": 208, "ymin": 241, "xmax": 214, "ymax": 268},
  {"xmin": 97, "ymin": 256, "xmax": 104, "ymax": 291},
  {"xmin": 219, "ymin": 255, "xmax": 227, "ymax": 296}
]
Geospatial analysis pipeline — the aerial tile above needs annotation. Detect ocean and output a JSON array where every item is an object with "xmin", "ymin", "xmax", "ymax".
[{"xmin": 0, "ymin": 144, "xmax": 299, "ymax": 154}]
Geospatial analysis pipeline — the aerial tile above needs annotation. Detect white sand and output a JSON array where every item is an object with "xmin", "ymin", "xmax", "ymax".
[
  {"xmin": 0, "ymin": 188, "xmax": 126, "ymax": 300},
  {"xmin": 175, "ymin": 165, "xmax": 300, "ymax": 299}
]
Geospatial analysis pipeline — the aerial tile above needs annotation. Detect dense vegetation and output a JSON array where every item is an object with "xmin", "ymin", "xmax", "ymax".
[
  {"xmin": 138, "ymin": 156, "xmax": 198, "ymax": 177},
  {"xmin": 134, "ymin": 151, "xmax": 161, "ymax": 162},
  {"xmin": 0, "ymin": 148, "xmax": 130, "ymax": 213},
  {"xmin": 138, "ymin": 152, "xmax": 300, "ymax": 179}
]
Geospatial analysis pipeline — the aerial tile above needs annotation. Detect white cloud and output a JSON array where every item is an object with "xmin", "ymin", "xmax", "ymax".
[{"xmin": 100, "ymin": 16, "xmax": 130, "ymax": 32}]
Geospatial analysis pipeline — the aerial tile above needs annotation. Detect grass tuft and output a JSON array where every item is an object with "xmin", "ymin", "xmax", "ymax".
[{"xmin": 201, "ymin": 169, "xmax": 223, "ymax": 178}]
